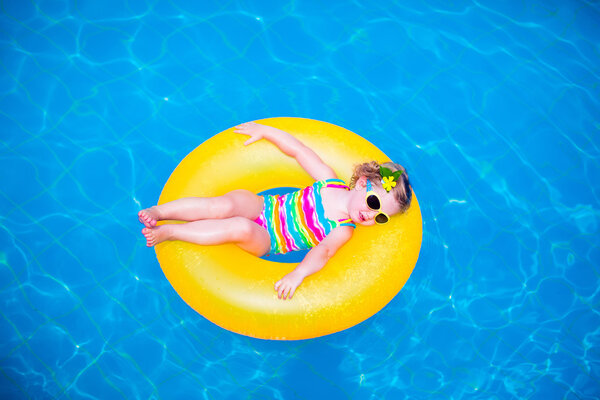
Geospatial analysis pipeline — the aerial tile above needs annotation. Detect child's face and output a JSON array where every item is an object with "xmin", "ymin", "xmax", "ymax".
[{"xmin": 349, "ymin": 176, "xmax": 401, "ymax": 226}]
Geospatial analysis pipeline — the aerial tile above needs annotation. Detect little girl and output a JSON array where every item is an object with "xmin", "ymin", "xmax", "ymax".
[{"xmin": 139, "ymin": 122, "xmax": 412, "ymax": 300}]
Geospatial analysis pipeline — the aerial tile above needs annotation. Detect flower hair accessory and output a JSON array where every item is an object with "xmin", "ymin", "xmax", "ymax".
[{"xmin": 379, "ymin": 166, "xmax": 403, "ymax": 192}]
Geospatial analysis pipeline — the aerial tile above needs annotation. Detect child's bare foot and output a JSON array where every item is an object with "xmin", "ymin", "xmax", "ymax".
[
  {"xmin": 142, "ymin": 226, "xmax": 171, "ymax": 247},
  {"xmin": 138, "ymin": 207, "xmax": 161, "ymax": 228}
]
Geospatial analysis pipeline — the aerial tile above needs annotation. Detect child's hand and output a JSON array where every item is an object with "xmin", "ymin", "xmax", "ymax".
[
  {"xmin": 234, "ymin": 122, "xmax": 266, "ymax": 146},
  {"xmin": 274, "ymin": 270, "xmax": 305, "ymax": 300}
]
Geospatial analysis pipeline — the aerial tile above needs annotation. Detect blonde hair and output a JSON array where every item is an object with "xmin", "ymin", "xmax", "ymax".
[{"xmin": 350, "ymin": 161, "xmax": 412, "ymax": 214}]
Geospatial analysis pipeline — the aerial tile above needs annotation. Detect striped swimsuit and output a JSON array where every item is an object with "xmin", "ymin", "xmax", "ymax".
[{"xmin": 254, "ymin": 179, "xmax": 357, "ymax": 255}]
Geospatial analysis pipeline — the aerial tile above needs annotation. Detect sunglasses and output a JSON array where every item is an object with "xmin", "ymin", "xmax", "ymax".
[{"xmin": 365, "ymin": 180, "xmax": 390, "ymax": 224}]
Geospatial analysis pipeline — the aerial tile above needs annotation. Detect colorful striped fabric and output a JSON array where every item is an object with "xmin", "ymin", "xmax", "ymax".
[{"xmin": 254, "ymin": 179, "xmax": 356, "ymax": 255}]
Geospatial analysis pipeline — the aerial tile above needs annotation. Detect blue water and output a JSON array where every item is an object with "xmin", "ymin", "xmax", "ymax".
[{"xmin": 1, "ymin": 0, "xmax": 599, "ymax": 398}]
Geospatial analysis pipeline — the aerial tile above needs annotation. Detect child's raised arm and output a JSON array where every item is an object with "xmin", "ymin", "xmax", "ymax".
[
  {"xmin": 274, "ymin": 226, "xmax": 353, "ymax": 300},
  {"xmin": 234, "ymin": 122, "xmax": 336, "ymax": 181}
]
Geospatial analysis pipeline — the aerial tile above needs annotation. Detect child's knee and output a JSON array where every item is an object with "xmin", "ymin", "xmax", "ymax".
[
  {"xmin": 223, "ymin": 190, "xmax": 262, "ymax": 218},
  {"xmin": 206, "ymin": 195, "xmax": 236, "ymax": 218},
  {"xmin": 218, "ymin": 197, "xmax": 237, "ymax": 217},
  {"xmin": 230, "ymin": 217, "xmax": 256, "ymax": 242}
]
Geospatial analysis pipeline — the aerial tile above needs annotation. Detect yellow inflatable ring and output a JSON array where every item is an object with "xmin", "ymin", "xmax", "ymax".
[{"xmin": 155, "ymin": 117, "xmax": 422, "ymax": 340}]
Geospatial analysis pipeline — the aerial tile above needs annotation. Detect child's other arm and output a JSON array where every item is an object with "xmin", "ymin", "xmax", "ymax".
[
  {"xmin": 274, "ymin": 226, "xmax": 353, "ymax": 300},
  {"xmin": 234, "ymin": 122, "xmax": 336, "ymax": 181}
]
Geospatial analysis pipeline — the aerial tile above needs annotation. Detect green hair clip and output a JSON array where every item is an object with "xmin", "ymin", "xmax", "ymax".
[{"xmin": 379, "ymin": 166, "xmax": 403, "ymax": 192}]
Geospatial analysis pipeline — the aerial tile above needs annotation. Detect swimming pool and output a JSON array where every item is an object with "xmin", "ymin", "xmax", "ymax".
[{"xmin": 1, "ymin": 0, "xmax": 598, "ymax": 398}]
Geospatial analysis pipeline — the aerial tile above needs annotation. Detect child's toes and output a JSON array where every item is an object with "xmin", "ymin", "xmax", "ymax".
[
  {"xmin": 139, "ymin": 212, "xmax": 150, "ymax": 227},
  {"xmin": 146, "ymin": 213, "xmax": 157, "ymax": 228},
  {"xmin": 138, "ymin": 210, "xmax": 157, "ymax": 228}
]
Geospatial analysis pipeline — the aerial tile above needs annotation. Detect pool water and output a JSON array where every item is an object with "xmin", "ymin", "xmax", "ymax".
[{"xmin": 1, "ymin": 0, "xmax": 599, "ymax": 398}]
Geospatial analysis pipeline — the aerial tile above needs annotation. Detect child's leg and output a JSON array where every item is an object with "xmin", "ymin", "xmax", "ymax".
[
  {"xmin": 138, "ymin": 190, "xmax": 263, "ymax": 227},
  {"xmin": 142, "ymin": 217, "xmax": 271, "ymax": 256}
]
